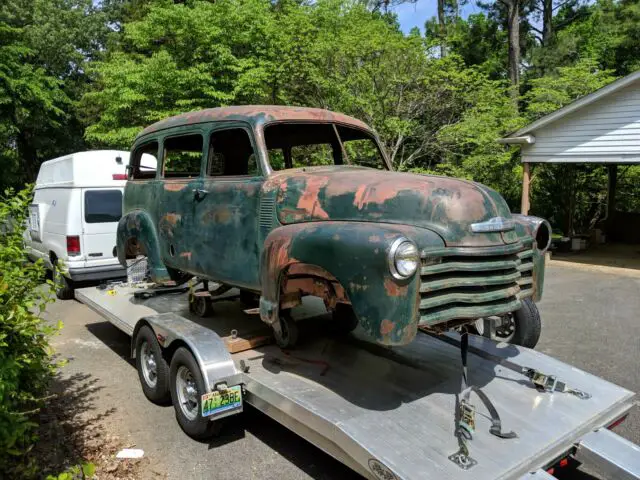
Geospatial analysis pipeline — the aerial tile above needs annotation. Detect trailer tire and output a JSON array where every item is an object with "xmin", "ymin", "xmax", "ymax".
[
  {"xmin": 170, "ymin": 347, "xmax": 221, "ymax": 440},
  {"xmin": 135, "ymin": 326, "xmax": 170, "ymax": 404},
  {"xmin": 510, "ymin": 298, "xmax": 542, "ymax": 349}
]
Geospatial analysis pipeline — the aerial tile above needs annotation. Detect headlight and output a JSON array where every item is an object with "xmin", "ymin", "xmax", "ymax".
[
  {"xmin": 388, "ymin": 238, "xmax": 419, "ymax": 280},
  {"xmin": 512, "ymin": 214, "xmax": 552, "ymax": 252}
]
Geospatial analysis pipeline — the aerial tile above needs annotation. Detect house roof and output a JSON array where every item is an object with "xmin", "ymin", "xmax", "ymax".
[
  {"xmin": 137, "ymin": 105, "xmax": 371, "ymax": 140},
  {"xmin": 503, "ymin": 69, "xmax": 640, "ymax": 139}
]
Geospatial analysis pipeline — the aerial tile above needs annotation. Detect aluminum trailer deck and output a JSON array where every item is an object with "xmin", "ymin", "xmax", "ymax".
[{"xmin": 76, "ymin": 285, "xmax": 640, "ymax": 480}]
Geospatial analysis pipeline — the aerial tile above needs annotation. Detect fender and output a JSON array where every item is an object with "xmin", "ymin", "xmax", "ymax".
[
  {"xmin": 259, "ymin": 221, "xmax": 444, "ymax": 346},
  {"xmin": 512, "ymin": 215, "xmax": 550, "ymax": 301},
  {"xmin": 117, "ymin": 209, "xmax": 171, "ymax": 283}
]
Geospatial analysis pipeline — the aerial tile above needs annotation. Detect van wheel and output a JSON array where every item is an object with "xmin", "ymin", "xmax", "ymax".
[
  {"xmin": 170, "ymin": 347, "xmax": 222, "ymax": 440},
  {"xmin": 135, "ymin": 326, "xmax": 170, "ymax": 404},
  {"xmin": 53, "ymin": 263, "xmax": 74, "ymax": 300}
]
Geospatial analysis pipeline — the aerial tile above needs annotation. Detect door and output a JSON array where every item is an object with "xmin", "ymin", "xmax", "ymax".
[
  {"xmin": 192, "ymin": 125, "xmax": 263, "ymax": 289},
  {"xmin": 81, "ymin": 188, "xmax": 123, "ymax": 267},
  {"xmin": 156, "ymin": 131, "xmax": 205, "ymax": 273}
]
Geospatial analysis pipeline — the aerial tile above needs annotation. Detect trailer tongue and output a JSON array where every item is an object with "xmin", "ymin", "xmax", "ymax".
[{"xmin": 76, "ymin": 285, "xmax": 639, "ymax": 480}]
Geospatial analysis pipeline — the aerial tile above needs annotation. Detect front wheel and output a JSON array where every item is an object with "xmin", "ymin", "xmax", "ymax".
[
  {"xmin": 273, "ymin": 312, "xmax": 299, "ymax": 349},
  {"xmin": 169, "ymin": 347, "xmax": 222, "ymax": 440},
  {"xmin": 474, "ymin": 298, "xmax": 541, "ymax": 348}
]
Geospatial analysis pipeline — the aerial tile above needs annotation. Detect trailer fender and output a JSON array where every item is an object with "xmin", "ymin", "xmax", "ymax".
[{"xmin": 133, "ymin": 313, "xmax": 241, "ymax": 392}]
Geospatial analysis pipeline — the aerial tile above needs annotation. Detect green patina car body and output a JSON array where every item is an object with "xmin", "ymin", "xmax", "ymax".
[{"xmin": 118, "ymin": 106, "xmax": 549, "ymax": 346}]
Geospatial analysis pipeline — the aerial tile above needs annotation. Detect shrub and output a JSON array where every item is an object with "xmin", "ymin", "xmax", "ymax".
[{"xmin": 0, "ymin": 186, "xmax": 59, "ymax": 477}]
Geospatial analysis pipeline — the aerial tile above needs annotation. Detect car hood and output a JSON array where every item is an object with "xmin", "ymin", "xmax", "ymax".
[{"xmin": 268, "ymin": 166, "xmax": 516, "ymax": 247}]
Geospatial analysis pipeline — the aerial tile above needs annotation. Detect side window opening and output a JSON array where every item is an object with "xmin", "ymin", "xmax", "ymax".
[
  {"xmin": 163, "ymin": 134, "xmax": 203, "ymax": 178},
  {"xmin": 84, "ymin": 190, "xmax": 123, "ymax": 223},
  {"xmin": 131, "ymin": 142, "xmax": 158, "ymax": 180},
  {"xmin": 208, "ymin": 128, "xmax": 259, "ymax": 177}
]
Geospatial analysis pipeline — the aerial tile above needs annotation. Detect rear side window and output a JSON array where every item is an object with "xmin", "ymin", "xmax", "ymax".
[
  {"xmin": 163, "ymin": 134, "xmax": 203, "ymax": 178},
  {"xmin": 84, "ymin": 190, "xmax": 123, "ymax": 223},
  {"xmin": 131, "ymin": 142, "xmax": 158, "ymax": 180}
]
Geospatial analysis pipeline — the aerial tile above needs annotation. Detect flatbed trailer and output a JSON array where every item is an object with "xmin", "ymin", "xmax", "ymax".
[{"xmin": 76, "ymin": 284, "xmax": 640, "ymax": 480}]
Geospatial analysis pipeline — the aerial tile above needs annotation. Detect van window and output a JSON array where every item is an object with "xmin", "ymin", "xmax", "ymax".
[
  {"xmin": 163, "ymin": 134, "xmax": 203, "ymax": 178},
  {"xmin": 131, "ymin": 142, "xmax": 158, "ymax": 180},
  {"xmin": 84, "ymin": 190, "xmax": 123, "ymax": 223},
  {"xmin": 207, "ymin": 128, "xmax": 259, "ymax": 176}
]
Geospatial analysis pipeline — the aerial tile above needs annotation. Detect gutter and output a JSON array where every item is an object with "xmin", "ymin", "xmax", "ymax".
[{"xmin": 497, "ymin": 135, "xmax": 536, "ymax": 145}]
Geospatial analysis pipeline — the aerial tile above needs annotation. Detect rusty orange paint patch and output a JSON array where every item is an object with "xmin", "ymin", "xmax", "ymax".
[
  {"xmin": 164, "ymin": 183, "xmax": 188, "ymax": 192},
  {"xmin": 180, "ymin": 251, "xmax": 192, "ymax": 260},
  {"xmin": 384, "ymin": 277, "xmax": 407, "ymax": 297},
  {"xmin": 163, "ymin": 213, "xmax": 181, "ymax": 225},
  {"xmin": 380, "ymin": 319, "xmax": 395, "ymax": 336},
  {"xmin": 296, "ymin": 176, "xmax": 330, "ymax": 220}
]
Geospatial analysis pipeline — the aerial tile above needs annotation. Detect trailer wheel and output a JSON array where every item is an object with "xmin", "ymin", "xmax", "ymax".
[
  {"xmin": 135, "ymin": 326, "xmax": 170, "ymax": 404},
  {"xmin": 273, "ymin": 312, "xmax": 299, "ymax": 349},
  {"xmin": 170, "ymin": 347, "xmax": 221, "ymax": 440},
  {"xmin": 53, "ymin": 262, "xmax": 74, "ymax": 300}
]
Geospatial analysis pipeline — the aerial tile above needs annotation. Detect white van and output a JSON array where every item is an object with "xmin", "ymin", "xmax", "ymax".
[{"xmin": 26, "ymin": 150, "xmax": 137, "ymax": 299}]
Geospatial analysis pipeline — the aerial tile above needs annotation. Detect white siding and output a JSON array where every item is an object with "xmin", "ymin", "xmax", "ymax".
[{"xmin": 522, "ymin": 83, "xmax": 640, "ymax": 163}]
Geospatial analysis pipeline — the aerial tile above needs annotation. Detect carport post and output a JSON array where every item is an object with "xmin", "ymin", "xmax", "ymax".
[{"xmin": 521, "ymin": 162, "xmax": 531, "ymax": 215}]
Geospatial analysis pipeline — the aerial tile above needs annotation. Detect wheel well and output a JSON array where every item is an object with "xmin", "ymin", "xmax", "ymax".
[
  {"xmin": 123, "ymin": 237, "xmax": 146, "ymax": 259},
  {"xmin": 279, "ymin": 263, "xmax": 350, "ymax": 311}
]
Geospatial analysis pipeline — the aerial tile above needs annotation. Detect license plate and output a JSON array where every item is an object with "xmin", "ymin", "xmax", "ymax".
[{"xmin": 201, "ymin": 385, "xmax": 243, "ymax": 419}]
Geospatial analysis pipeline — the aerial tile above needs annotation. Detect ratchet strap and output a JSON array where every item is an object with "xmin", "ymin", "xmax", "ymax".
[{"xmin": 450, "ymin": 331, "xmax": 517, "ymax": 470}]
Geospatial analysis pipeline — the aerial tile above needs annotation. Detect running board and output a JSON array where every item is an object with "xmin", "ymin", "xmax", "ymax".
[{"xmin": 574, "ymin": 428, "xmax": 640, "ymax": 480}]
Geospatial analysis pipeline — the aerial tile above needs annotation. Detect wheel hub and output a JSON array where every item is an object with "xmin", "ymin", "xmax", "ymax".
[
  {"xmin": 176, "ymin": 366, "xmax": 199, "ymax": 420},
  {"xmin": 140, "ymin": 341, "xmax": 158, "ymax": 388}
]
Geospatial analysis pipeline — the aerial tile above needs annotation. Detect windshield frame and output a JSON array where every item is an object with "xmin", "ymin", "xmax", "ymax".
[{"xmin": 258, "ymin": 120, "xmax": 392, "ymax": 175}]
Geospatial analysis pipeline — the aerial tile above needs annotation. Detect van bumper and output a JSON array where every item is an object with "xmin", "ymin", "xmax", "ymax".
[{"xmin": 68, "ymin": 265, "xmax": 127, "ymax": 282}]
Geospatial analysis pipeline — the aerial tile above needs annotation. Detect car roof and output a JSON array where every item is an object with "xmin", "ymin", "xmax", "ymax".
[{"xmin": 136, "ymin": 105, "xmax": 372, "ymax": 141}]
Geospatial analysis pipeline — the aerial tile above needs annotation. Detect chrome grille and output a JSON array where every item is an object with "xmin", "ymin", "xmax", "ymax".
[{"xmin": 419, "ymin": 241, "xmax": 534, "ymax": 326}]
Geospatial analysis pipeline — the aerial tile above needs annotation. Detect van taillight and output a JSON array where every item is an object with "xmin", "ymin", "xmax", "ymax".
[
  {"xmin": 66, "ymin": 236, "xmax": 81, "ymax": 256},
  {"xmin": 112, "ymin": 174, "xmax": 127, "ymax": 180}
]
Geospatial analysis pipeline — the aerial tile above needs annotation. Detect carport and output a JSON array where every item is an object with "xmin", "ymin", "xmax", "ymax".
[{"xmin": 499, "ymin": 70, "xmax": 640, "ymax": 239}]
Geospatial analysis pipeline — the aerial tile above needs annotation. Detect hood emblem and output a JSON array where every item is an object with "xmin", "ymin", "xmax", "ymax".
[{"xmin": 471, "ymin": 216, "xmax": 515, "ymax": 233}]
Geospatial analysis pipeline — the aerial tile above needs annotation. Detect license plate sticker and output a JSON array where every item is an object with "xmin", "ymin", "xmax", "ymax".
[{"xmin": 201, "ymin": 385, "xmax": 242, "ymax": 418}]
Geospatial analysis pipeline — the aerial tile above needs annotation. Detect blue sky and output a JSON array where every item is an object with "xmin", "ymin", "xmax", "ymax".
[{"xmin": 394, "ymin": 1, "xmax": 482, "ymax": 34}]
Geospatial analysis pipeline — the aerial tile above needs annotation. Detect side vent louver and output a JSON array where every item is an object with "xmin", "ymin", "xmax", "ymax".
[{"xmin": 259, "ymin": 194, "xmax": 276, "ymax": 237}]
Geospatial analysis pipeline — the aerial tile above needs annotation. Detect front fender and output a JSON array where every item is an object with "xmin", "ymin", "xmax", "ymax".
[
  {"xmin": 259, "ymin": 222, "xmax": 444, "ymax": 345},
  {"xmin": 117, "ymin": 210, "xmax": 171, "ymax": 283}
]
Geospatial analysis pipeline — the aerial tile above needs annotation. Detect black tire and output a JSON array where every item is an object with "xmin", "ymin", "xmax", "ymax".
[
  {"xmin": 169, "ymin": 347, "xmax": 221, "ymax": 440},
  {"xmin": 135, "ymin": 326, "xmax": 170, "ymax": 404},
  {"xmin": 330, "ymin": 303, "xmax": 359, "ymax": 335},
  {"xmin": 273, "ymin": 312, "xmax": 299, "ymax": 349},
  {"xmin": 510, "ymin": 298, "xmax": 542, "ymax": 349},
  {"xmin": 189, "ymin": 294, "xmax": 213, "ymax": 318},
  {"xmin": 53, "ymin": 262, "xmax": 74, "ymax": 300},
  {"xmin": 167, "ymin": 267, "xmax": 193, "ymax": 286}
]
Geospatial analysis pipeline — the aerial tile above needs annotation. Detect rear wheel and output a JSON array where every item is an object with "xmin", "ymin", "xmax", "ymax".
[
  {"xmin": 52, "ymin": 261, "xmax": 74, "ymax": 300},
  {"xmin": 135, "ymin": 326, "xmax": 170, "ymax": 404},
  {"xmin": 169, "ymin": 347, "xmax": 221, "ymax": 440},
  {"xmin": 189, "ymin": 293, "xmax": 213, "ymax": 318}
]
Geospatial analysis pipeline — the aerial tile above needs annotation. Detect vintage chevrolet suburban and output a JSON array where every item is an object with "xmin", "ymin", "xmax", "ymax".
[{"xmin": 117, "ymin": 106, "xmax": 550, "ymax": 349}]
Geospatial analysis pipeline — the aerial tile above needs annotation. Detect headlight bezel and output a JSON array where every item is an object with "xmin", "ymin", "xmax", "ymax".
[{"xmin": 388, "ymin": 237, "xmax": 419, "ymax": 280}]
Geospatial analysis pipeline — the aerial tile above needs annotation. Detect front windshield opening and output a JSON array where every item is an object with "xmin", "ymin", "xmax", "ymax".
[{"xmin": 264, "ymin": 122, "xmax": 388, "ymax": 171}]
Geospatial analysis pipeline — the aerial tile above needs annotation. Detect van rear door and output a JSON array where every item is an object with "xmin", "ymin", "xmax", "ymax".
[{"xmin": 81, "ymin": 188, "xmax": 123, "ymax": 268}]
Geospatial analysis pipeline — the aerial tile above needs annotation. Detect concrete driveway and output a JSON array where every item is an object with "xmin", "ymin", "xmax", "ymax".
[{"xmin": 45, "ymin": 264, "xmax": 640, "ymax": 479}]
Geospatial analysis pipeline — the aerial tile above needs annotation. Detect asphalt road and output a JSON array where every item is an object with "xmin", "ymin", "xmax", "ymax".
[{"xmin": 45, "ymin": 264, "xmax": 640, "ymax": 479}]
